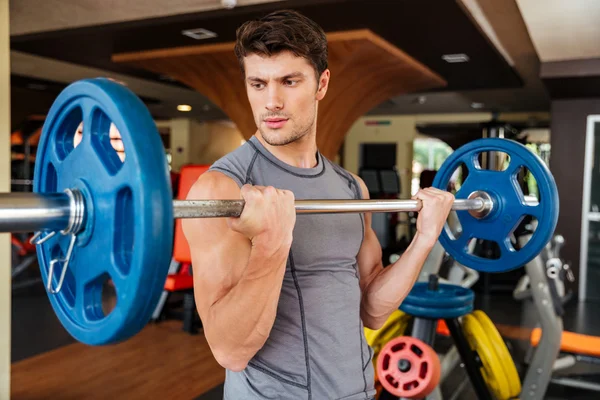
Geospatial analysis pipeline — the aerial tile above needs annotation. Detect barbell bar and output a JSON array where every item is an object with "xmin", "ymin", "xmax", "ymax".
[
  {"xmin": 0, "ymin": 191, "xmax": 541, "ymax": 233},
  {"xmin": 13, "ymin": 77, "xmax": 558, "ymax": 346}
]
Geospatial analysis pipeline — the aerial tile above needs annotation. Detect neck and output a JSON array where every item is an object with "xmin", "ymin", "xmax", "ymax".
[{"xmin": 255, "ymin": 129, "xmax": 319, "ymax": 169}]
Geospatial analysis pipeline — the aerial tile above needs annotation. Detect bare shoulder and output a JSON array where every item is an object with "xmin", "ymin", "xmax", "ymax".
[
  {"xmin": 181, "ymin": 170, "xmax": 243, "ymax": 244},
  {"xmin": 186, "ymin": 170, "xmax": 241, "ymax": 201}
]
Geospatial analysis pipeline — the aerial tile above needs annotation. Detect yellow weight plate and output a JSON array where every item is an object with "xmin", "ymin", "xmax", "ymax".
[
  {"xmin": 365, "ymin": 310, "xmax": 410, "ymax": 354},
  {"xmin": 462, "ymin": 314, "xmax": 511, "ymax": 400},
  {"xmin": 473, "ymin": 310, "xmax": 522, "ymax": 398}
]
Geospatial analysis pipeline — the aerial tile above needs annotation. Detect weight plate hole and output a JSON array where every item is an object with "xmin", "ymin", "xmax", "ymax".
[
  {"xmin": 82, "ymin": 110, "xmax": 125, "ymax": 176},
  {"xmin": 114, "ymin": 186, "xmax": 134, "ymax": 277},
  {"xmin": 83, "ymin": 272, "xmax": 116, "ymax": 320},
  {"xmin": 518, "ymin": 165, "xmax": 538, "ymax": 201},
  {"xmin": 55, "ymin": 106, "xmax": 82, "ymax": 161},
  {"xmin": 419, "ymin": 361, "xmax": 428, "ymax": 379},
  {"xmin": 475, "ymin": 151, "xmax": 511, "ymax": 172},
  {"xmin": 473, "ymin": 239, "xmax": 502, "ymax": 260},
  {"xmin": 512, "ymin": 215, "xmax": 538, "ymax": 250},
  {"xmin": 410, "ymin": 344, "xmax": 423, "ymax": 357},
  {"xmin": 403, "ymin": 380, "xmax": 419, "ymax": 390},
  {"xmin": 391, "ymin": 342, "xmax": 406, "ymax": 352},
  {"xmin": 382, "ymin": 354, "xmax": 391, "ymax": 371},
  {"xmin": 443, "ymin": 209, "xmax": 464, "ymax": 241},
  {"xmin": 101, "ymin": 274, "xmax": 117, "ymax": 317},
  {"xmin": 385, "ymin": 375, "xmax": 399, "ymax": 389}
]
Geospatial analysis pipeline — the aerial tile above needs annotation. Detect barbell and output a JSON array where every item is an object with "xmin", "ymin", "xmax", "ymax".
[{"xmin": 6, "ymin": 78, "xmax": 558, "ymax": 346}]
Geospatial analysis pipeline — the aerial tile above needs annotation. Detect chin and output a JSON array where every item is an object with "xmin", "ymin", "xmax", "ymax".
[{"xmin": 259, "ymin": 128, "xmax": 296, "ymax": 146}]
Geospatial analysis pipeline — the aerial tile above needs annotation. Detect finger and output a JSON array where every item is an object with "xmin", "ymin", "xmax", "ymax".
[
  {"xmin": 110, "ymin": 139, "xmax": 124, "ymax": 152},
  {"xmin": 411, "ymin": 189, "xmax": 424, "ymax": 200},
  {"xmin": 240, "ymin": 184, "xmax": 257, "ymax": 199},
  {"xmin": 109, "ymin": 124, "xmax": 122, "ymax": 139},
  {"xmin": 415, "ymin": 190, "xmax": 436, "ymax": 200},
  {"xmin": 252, "ymin": 185, "xmax": 270, "ymax": 193},
  {"xmin": 423, "ymin": 187, "xmax": 444, "ymax": 196}
]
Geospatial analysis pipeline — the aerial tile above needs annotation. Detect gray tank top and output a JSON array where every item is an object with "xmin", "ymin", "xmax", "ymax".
[{"xmin": 209, "ymin": 136, "xmax": 376, "ymax": 400}]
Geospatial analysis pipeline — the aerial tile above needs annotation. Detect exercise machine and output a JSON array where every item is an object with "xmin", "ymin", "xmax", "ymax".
[{"xmin": 514, "ymin": 233, "xmax": 600, "ymax": 395}]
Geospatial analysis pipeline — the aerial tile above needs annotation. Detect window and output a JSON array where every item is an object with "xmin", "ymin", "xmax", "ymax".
[{"xmin": 412, "ymin": 137, "xmax": 454, "ymax": 195}]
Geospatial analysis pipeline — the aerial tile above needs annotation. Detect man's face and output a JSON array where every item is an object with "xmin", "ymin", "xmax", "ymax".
[{"xmin": 243, "ymin": 51, "xmax": 329, "ymax": 146}]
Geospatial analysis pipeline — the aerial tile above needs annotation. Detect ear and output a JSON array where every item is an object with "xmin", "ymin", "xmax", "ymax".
[{"xmin": 316, "ymin": 69, "xmax": 330, "ymax": 101}]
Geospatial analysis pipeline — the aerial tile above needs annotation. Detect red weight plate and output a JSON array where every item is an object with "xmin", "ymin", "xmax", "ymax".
[{"xmin": 376, "ymin": 336, "xmax": 441, "ymax": 399}]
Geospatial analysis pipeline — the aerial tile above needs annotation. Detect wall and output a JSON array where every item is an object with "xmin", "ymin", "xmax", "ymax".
[
  {"xmin": 550, "ymin": 99, "xmax": 600, "ymax": 299},
  {"xmin": 344, "ymin": 115, "xmax": 418, "ymax": 200},
  {"xmin": 159, "ymin": 118, "xmax": 191, "ymax": 172},
  {"xmin": 1, "ymin": 0, "xmax": 11, "ymax": 397},
  {"xmin": 189, "ymin": 120, "xmax": 245, "ymax": 165},
  {"xmin": 159, "ymin": 118, "xmax": 245, "ymax": 171}
]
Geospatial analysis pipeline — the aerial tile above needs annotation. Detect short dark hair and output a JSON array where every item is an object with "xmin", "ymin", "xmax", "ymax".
[{"xmin": 234, "ymin": 10, "xmax": 328, "ymax": 80}]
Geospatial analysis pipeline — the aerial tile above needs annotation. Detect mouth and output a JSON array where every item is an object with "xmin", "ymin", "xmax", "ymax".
[{"xmin": 264, "ymin": 118, "xmax": 288, "ymax": 129}]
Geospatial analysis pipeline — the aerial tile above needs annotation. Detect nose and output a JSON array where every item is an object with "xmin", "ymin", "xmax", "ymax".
[{"xmin": 266, "ymin": 86, "xmax": 283, "ymax": 112}]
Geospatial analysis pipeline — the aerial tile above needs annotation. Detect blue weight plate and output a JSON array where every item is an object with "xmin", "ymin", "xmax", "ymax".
[
  {"xmin": 432, "ymin": 138, "xmax": 559, "ymax": 273},
  {"xmin": 33, "ymin": 78, "xmax": 173, "ymax": 345},
  {"xmin": 404, "ymin": 282, "xmax": 474, "ymax": 309},
  {"xmin": 399, "ymin": 302, "xmax": 473, "ymax": 320}
]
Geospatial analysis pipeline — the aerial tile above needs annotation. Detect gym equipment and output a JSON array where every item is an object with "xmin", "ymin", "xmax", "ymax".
[
  {"xmin": 391, "ymin": 275, "xmax": 517, "ymax": 400},
  {"xmin": 376, "ymin": 336, "xmax": 441, "ymax": 399},
  {"xmin": 403, "ymin": 282, "xmax": 474, "ymax": 309},
  {"xmin": 378, "ymin": 237, "xmax": 479, "ymax": 400},
  {"xmin": 472, "ymin": 310, "xmax": 521, "ymax": 398},
  {"xmin": 365, "ymin": 310, "xmax": 411, "ymax": 399},
  {"xmin": 399, "ymin": 282, "xmax": 474, "ymax": 320},
  {"xmin": 514, "ymin": 231, "xmax": 600, "ymax": 397},
  {"xmin": 432, "ymin": 138, "xmax": 560, "ymax": 274},
  {"xmin": 462, "ymin": 312, "xmax": 512, "ymax": 400},
  {"xmin": 32, "ymin": 78, "xmax": 174, "ymax": 346},
  {"xmin": 0, "ymin": 78, "xmax": 559, "ymax": 345},
  {"xmin": 365, "ymin": 309, "xmax": 411, "ymax": 361}
]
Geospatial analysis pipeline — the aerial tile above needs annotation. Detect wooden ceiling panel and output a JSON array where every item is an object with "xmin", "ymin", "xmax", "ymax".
[{"xmin": 113, "ymin": 29, "xmax": 446, "ymax": 158}]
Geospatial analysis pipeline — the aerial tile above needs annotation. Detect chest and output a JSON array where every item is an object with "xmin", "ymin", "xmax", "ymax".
[{"xmin": 251, "ymin": 168, "xmax": 365, "ymax": 266}]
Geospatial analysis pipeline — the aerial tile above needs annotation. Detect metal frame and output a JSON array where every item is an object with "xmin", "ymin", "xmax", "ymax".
[
  {"xmin": 518, "ymin": 233, "xmax": 563, "ymax": 399},
  {"xmin": 579, "ymin": 114, "xmax": 600, "ymax": 302}
]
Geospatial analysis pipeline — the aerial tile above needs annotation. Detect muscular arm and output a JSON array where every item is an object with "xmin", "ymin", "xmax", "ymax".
[
  {"xmin": 353, "ymin": 175, "xmax": 437, "ymax": 330},
  {"xmin": 182, "ymin": 172, "xmax": 290, "ymax": 371}
]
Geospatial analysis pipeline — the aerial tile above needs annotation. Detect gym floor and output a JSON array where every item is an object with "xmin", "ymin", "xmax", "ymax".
[{"xmin": 11, "ymin": 272, "xmax": 600, "ymax": 400}]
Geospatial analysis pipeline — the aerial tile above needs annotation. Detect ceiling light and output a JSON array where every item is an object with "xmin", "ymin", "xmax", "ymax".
[
  {"xmin": 442, "ymin": 53, "xmax": 470, "ymax": 63},
  {"xmin": 177, "ymin": 104, "xmax": 192, "ymax": 112},
  {"xmin": 181, "ymin": 28, "xmax": 217, "ymax": 40},
  {"xmin": 471, "ymin": 102, "xmax": 484, "ymax": 109}
]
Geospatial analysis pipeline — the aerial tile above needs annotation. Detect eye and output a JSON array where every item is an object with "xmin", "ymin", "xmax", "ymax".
[
  {"xmin": 250, "ymin": 82, "xmax": 265, "ymax": 90},
  {"xmin": 284, "ymin": 80, "xmax": 298, "ymax": 87}
]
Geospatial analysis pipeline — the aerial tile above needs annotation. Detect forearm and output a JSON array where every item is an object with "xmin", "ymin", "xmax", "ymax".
[
  {"xmin": 206, "ymin": 243, "xmax": 289, "ymax": 370},
  {"xmin": 360, "ymin": 232, "xmax": 436, "ymax": 329}
]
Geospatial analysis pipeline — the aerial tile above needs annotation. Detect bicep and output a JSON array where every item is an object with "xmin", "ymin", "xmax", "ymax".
[
  {"xmin": 357, "ymin": 212, "xmax": 383, "ymax": 292},
  {"xmin": 181, "ymin": 172, "xmax": 251, "ymax": 319},
  {"xmin": 351, "ymin": 173, "xmax": 384, "ymax": 292}
]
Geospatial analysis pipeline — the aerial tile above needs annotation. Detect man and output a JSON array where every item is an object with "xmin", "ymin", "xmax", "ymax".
[{"xmin": 182, "ymin": 9, "xmax": 454, "ymax": 400}]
